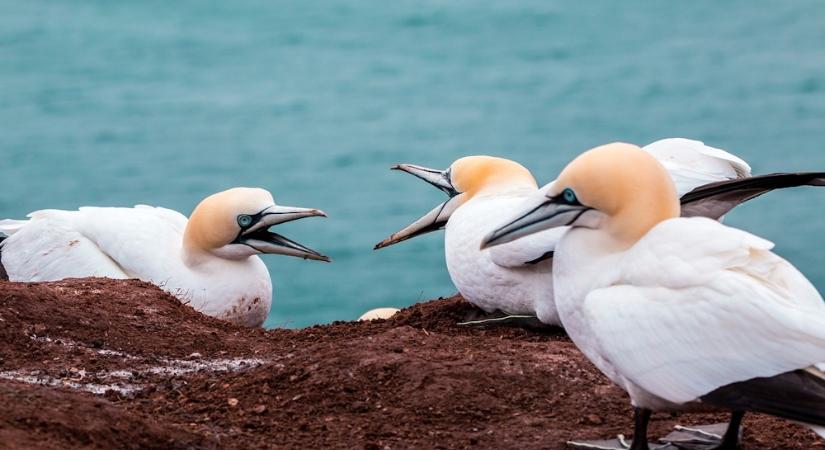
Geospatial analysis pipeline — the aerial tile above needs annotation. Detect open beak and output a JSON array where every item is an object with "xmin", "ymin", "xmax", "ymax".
[
  {"xmin": 239, "ymin": 205, "xmax": 331, "ymax": 262},
  {"xmin": 374, "ymin": 164, "xmax": 461, "ymax": 250},
  {"xmin": 374, "ymin": 196, "xmax": 462, "ymax": 249},
  {"xmin": 391, "ymin": 164, "xmax": 459, "ymax": 197},
  {"xmin": 481, "ymin": 195, "xmax": 591, "ymax": 250}
]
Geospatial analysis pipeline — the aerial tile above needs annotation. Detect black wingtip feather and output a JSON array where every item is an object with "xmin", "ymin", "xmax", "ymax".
[
  {"xmin": 681, "ymin": 172, "xmax": 825, "ymax": 204},
  {"xmin": 702, "ymin": 369, "xmax": 825, "ymax": 427},
  {"xmin": 525, "ymin": 251, "xmax": 554, "ymax": 265},
  {"xmin": 680, "ymin": 172, "xmax": 825, "ymax": 219},
  {"xmin": 0, "ymin": 236, "xmax": 6, "ymax": 281}
]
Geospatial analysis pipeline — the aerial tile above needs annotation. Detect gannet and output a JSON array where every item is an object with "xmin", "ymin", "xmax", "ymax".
[
  {"xmin": 373, "ymin": 138, "xmax": 823, "ymax": 326},
  {"xmin": 374, "ymin": 155, "xmax": 563, "ymax": 323},
  {"xmin": 482, "ymin": 143, "xmax": 825, "ymax": 449},
  {"xmin": 0, "ymin": 187, "xmax": 329, "ymax": 327}
]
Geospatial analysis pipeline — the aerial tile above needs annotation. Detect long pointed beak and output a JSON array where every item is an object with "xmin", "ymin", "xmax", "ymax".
[
  {"xmin": 240, "ymin": 205, "xmax": 330, "ymax": 262},
  {"xmin": 242, "ymin": 204, "xmax": 327, "ymax": 235},
  {"xmin": 374, "ymin": 195, "xmax": 463, "ymax": 249},
  {"xmin": 374, "ymin": 163, "xmax": 461, "ymax": 250},
  {"xmin": 481, "ymin": 198, "xmax": 591, "ymax": 250},
  {"xmin": 391, "ymin": 164, "xmax": 459, "ymax": 197}
]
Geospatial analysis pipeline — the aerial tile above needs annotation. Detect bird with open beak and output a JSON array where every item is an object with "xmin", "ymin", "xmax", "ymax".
[
  {"xmin": 375, "ymin": 155, "xmax": 564, "ymax": 326},
  {"xmin": 375, "ymin": 138, "xmax": 825, "ymax": 329},
  {"xmin": 0, "ymin": 187, "xmax": 330, "ymax": 327}
]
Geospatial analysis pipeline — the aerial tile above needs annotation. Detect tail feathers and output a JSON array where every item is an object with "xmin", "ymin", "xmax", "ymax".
[
  {"xmin": 0, "ymin": 235, "xmax": 6, "ymax": 280},
  {"xmin": 809, "ymin": 425, "xmax": 825, "ymax": 439},
  {"xmin": 0, "ymin": 219, "xmax": 28, "ymax": 237},
  {"xmin": 701, "ymin": 368, "xmax": 825, "ymax": 427},
  {"xmin": 681, "ymin": 172, "xmax": 825, "ymax": 220}
]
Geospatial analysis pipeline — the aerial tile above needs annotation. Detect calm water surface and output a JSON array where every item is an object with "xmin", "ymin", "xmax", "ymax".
[{"xmin": 1, "ymin": 1, "xmax": 824, "ymax": 327}]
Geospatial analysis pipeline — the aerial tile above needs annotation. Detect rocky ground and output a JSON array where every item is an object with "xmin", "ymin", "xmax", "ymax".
[{"xmin": 0, "ymin": 278, "xmax": 820, "ymax": 449}]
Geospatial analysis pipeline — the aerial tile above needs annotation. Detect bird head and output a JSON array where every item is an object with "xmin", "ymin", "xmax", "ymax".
[
  {"xmin": 482, "ymin": 143, "xmax": 680, "ymax": 250},
  {"xmin": 374, "ymin": 156, "xmax": 537, "ymax": 250},
  {"xmin": 183, "ymin": 187, "xmax": 330, "ymax": 262}
]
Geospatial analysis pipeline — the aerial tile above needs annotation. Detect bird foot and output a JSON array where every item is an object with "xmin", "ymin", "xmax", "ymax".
[
  {"xmin": 659, "ymin": 423, "xmax": 739, "ymax": 450},
  {"xmin": 567, "ymin": 435, "xmax": 678, "ymax": 450},
  {"xmin": 457, "ymin": 309, "xmax": 551, "ymax": 330},
  {"xmin": 567, "ymin": 422, "xmax": 738, "ymax": 450}
]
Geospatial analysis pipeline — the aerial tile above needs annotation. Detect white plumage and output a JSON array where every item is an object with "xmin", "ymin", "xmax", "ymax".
[
  {"xmin": 1, "ymin": 205, "xmax": 272, "ymax": 326},
  {"xmin": 644, "ymin": 138, "xmax": 751, "ymax": 195},
  {"xmin": 482, "ymin": 142, "xmax": 825, "ymax": 445},
  {"xmin": 1, "ymin": 206, "xmax": 187, "ymax": 282},
  {"xmin": 0, "ymin": 188, "xmax": 328, "ymax": 327},
  {"xmin": 378, "ymin": 138, "xmax": 753, "ymax": 326},
  {"xmin": 444, "ymin": 184, "xmax": 559, "ymax": 321},
  {"xmin": 556, "ymin": 217, "xmax": 825, "ymax": 408}
]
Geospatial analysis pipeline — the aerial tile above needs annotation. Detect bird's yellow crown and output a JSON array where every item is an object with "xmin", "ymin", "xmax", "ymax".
[
  {"xmin": 450, "ymin": 155, "xmax": 537, "ymax": 198},
  {"xmin": 552, "ymin": 143, "xmax": 680, "ymax": 243},
  {"xmin": 184, "ymin": 187, "xmax": 274, "ymax": 251}
]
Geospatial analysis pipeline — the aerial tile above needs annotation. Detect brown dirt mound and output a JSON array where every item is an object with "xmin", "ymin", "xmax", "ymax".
[{"xmin": 0, "ymin": 278, "xmax": 820, "ymax": 449}]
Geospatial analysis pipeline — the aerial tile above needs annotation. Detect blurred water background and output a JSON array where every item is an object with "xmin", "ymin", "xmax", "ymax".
[{"xmin": 1, "ymin": 1, "xmax": 823, "ymax": 328}]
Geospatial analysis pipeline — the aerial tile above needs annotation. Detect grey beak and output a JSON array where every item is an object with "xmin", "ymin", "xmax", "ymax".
[
  {"xmin": 374, "ymin": 163, "xmax": 461, "ymax": 250},
  {"xmin": 481, "ymin": 199, "xmax": 591, "ymax": 250},
  {"xmin": 238, "ymin": 205, "xmax": 331, "ymax": 262},
  {"xmin": 391, "ymin": 164, "xmax": 459, "ymax": 197}
]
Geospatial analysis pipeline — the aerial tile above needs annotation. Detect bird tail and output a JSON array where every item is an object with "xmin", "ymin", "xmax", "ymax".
[
  {"xmin": 0, "ymin": 222, "xmax": 14, "ymax": 280},
  {"xmin": 0, "ymin": 219, "xmax": 28, "ymax": 238},
  {"xmin": 808, "ymin": 425, "xmax": 825, "ymax": 439},
  {"xmin": 681, "ymin": 172, "xmax": 825, "ymax": 219},
  {"xmin": 0, "ymin": 235, "xmax": 5, "ymax": 280},
  {"xmin": 701, "ymin": 367, "xmax": 825, "ymax": 428}
]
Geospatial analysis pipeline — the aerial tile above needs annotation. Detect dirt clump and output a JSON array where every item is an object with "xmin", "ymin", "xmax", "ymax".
[{"xmin": 0, "ymin": 278, "xmax": 820, "ymax": 449}]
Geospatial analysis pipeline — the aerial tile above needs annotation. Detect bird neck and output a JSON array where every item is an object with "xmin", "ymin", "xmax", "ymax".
[
  {"xmin": 606, "ymin": 189, "xmax": 680, "ymax": 247},
  {"xmin": 473, "ymin": 180, "xmax": 537, "ymax": 199},
  {"xmin": 181, "ymin": 244, "xmax": 213, "ymax": 268}
]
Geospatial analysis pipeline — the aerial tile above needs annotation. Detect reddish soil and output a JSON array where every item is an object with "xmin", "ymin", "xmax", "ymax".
[{"xmin": 0, "ymin": 278, "xmax": 820, "ymax": 449}]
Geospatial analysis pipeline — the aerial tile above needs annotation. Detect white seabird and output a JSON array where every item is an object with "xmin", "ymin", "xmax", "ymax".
[
  {"xmin": 0, "ymin": 187, "xmax": 329, "ymax": 327},
  {"xmin": 374, "ymin": 139, "xmax": 823, "ymax": 327},
  {"xmin": 375, "ymin": 155, "xmax": 560, "ymax": 323},
  {"xmin": 482, "ymin": 143, "xmax": 825, "ymax": 449}
]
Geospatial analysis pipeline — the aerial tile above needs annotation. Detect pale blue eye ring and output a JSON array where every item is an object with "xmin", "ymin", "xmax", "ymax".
[
  {"xmin": 562, "ymin": 188, "xmax": 577, "ymax": 204},
  {"xmin": 237, "ymin": 214, "xmax": 253, "ymax": 228}
]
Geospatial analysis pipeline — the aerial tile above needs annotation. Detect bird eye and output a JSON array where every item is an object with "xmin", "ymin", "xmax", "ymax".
[
  {"xmin": 562, "ymin": 188, "xmax": 578, "ymax": 204},
  {"xmin": 237, "ymin": 214, "xmax": 253, "ymax": 228}
]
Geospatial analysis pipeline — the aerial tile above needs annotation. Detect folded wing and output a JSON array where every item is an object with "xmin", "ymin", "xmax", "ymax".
[
  {"xmin": 644, "ymin": 138, "xmax": 752, "ymax": 196},
  {"xmin": 0, "ymin": 206, "xmax": 188, "ymax": 282},
  {"xmin": 583, "ymin": 217, "xmax": 825, "ymax": 405},
  {"xmin": 680, "ymin": 172, "xmax": 825, "ymax": 219},
  {"xmin": 488, "ymin": 226, "xmax": 566, "ymax": 267}
]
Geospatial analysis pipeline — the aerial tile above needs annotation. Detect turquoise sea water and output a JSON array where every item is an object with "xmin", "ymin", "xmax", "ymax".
[{"xmin": 1, "ymin": 1, "xmax": 824, "ymax": 328}]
